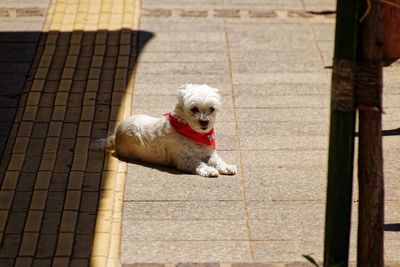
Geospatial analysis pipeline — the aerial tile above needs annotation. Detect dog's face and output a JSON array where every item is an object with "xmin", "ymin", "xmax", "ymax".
[{"xmin": 175, "ymin": 84, "xmax": 221, "ymax": 133}]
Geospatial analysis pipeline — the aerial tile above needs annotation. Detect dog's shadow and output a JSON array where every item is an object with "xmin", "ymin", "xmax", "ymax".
[{"xmin": 110, "ymin": 152, "xmax": 188, "ymax": 175}]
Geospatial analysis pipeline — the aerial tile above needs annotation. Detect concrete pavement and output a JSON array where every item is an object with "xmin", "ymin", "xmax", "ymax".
[{"xmin": 121, "ymin": 0, "xmax": 400, "ymax": 266}]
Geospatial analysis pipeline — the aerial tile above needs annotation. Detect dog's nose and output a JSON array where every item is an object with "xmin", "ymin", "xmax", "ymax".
[{"xmin": 199, "ymin": 119, "xmax": 209, "ymax": 127}]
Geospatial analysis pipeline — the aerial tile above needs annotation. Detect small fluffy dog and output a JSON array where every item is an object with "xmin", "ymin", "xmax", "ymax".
[{"xmin": 96, "ymin": 84, "xmax": 237, "ymax": 177}]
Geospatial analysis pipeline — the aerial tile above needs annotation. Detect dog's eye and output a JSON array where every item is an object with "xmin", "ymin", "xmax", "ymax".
[
  {"xmin": 209, "ymin": 107, "xmax": 215, "ymax": 113},
  {"xmin": 191, "ymin": 107, "xmax": 199, "ymax": 113}
]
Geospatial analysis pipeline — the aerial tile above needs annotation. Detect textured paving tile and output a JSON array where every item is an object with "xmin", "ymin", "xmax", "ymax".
[
  {"xmin": 247, "ymin": 200, "xmax": 324, "ymax": 221},
  {"xmin": 385, "ymin": 170, "xmax": 400, "ymax": 201},
  {"xmin": 122, "ymin": 241, "xmax": 252, "ymax": 263},
  {"xmin": 235, "ymin": 94, "xmax": 329, "ymax": 109},
  {"xmin": 238, "ymin": 121, "xmax": 328, "ymax": 137},
  {"xmin": 232, "ymin": 73, "xmax": 328, "ymax": 85},
  {"xmin": 228, "ymin": 37, "xmax": 316, "ymax": 51},
  {"xmin": 136, "ymin": 62, "xmax": 228, "ymax": 75},
  {"xmin": 231, "ymin": 59, "xmax": 324, "ymax": 73},
  {"xmin": 123, "ymin": 201, "xmax": 245, "ymax": 220},
  {"xmin": 240, "ymin": 136, "xmax": 328, "ymax": 151},
  {"xmin": 125, "ymin": 165, "xmax": 242, "ymax": 201},
  {"xmin": 252, "ymin": 240, "xmax": 323, "ymax": 262},
  {"xmin": 137, "ymin": 52, "xmax": 227, "ymax": 63},
  {"xmin": 233, "ymin": 83, "xmax": 329, "ymax": 96},
  {"xmin": 140, "ymin": 19, "xmax": 225, "ymax": 32},
  {"xmin": 146, "ymin": 32, "xmax": 226, "ymax": 42},
  {"xmin": 385, "ymin": 201, "xmax": 400, "ymax": 224},
  {"xmin": 385, "ymin": 239, "xmax": 400, "ymax": 261},
  {"xmin": 225, "ymin": 0, "xmax": 303, "ymax": 9},
  {"xmin": 311, "ymin": 23, "xmax": 335, "ymax": 41},
  {"xmin": 143, "ymin": 41, "xmax": 227, "ymax": 53},
  {"xmin": 241, "ymin": 150, "xmax": 327, "ymax": 168},
  {"xmin": 243, "ymin": 166, "xmax": 326, "ymax": 201},
  {"xmin": 250, "ymin": 217, "xmax": 324, "ymax": 241},
  {"xmin": 140, "ymin": 0, "xmax": 222, "ymax": 8},
  {"xmin": 226, "ymin": 22, "xmax": 313, "ymax": 42},
  {"xmin": 235, "ymin": 107, "xmax": 329, "ymax": 123},
  {"xmin": 123, "ymin": 220, "xmax": 248, "ymax": 241},
  {"xmin": 135, "ymin": 73, "xmax": 231, "ymax": 84}
]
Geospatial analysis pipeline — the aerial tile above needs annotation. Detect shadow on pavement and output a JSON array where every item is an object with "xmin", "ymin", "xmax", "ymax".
[
  {"xmin": 0, "ymin": 29, "xmax": 153, "ymax": 266},
  {"xmin": 384, "ymin": 223, "xmax": 400, "ymax": 232},
  {"xmin": 355, "ymin": 127, "xmax": 400, "ymax": 137}
]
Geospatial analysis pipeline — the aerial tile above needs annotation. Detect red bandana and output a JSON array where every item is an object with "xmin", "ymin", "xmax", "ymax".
[{"xmin": 165, "ymin": 112, "xmax": 216, "ymax": 149}]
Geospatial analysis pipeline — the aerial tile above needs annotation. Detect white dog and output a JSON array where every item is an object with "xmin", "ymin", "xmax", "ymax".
[{"xmin": 95, "ymin": 84, "xmax": 237, "ymax": 177}]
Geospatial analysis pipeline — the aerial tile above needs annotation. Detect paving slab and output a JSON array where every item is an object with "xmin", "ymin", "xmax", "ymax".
[
  {"xmin": 243, "ymin": 166, "xmax": 326, "ymax": 201},
  {"xmin": 140, "ymin": 0, "xmax": 223, "ymax": 8},
  {"xmin": 235, "ymin": 95, "xmax": 329, "ymax": 108},
  {"xmin": 137, "ymin": 52, "xmax": 228, "ymax": 63},
  {"xmin": 123, "ymin": 201, "xmax": 245, "ymax": 221},
  {"xmin": 135, "ymin": 73, "xmax": 231, "ymax": 84},
  {"xmin": 136, "ymin": 62, "xmax": 228, "ymax": 75},
  {"xmin": 226, "ymin": 22, "xmax": 315, "ymax": 42},
  {"xmin": 225, "ymin": 0, "xmax": 303, "ymax": 10},
  {"xmin": 235, "ymin": 107, "xmax": 330, "ymax": 123},
  {"xmin": 232, "ymin": 72, "xmax": 328, "ymax": 85},
  {"xmin": 140, "ymin": 19, "xmax": 226, "ymax": 32},
  {"xmin": 238, "ymin": 121, "xmax": 328, "ymax": 136},
  {"xmin": 124, "ymin": 220, "xmax": 248, "ymax": 241},
  {"xmin": 122, "ymin": 241, "xmax": 252, "ymax": 263},
  {"xmin": 231, "ymin": 59, "xmax": 323, "ymax": 73},
  {"xmin": 141, "ymin": 40, "xmax": 227, "ymax": 52},
  {"xmin": 252, "ymin": 240, "xmax": 323, "ymax": 262}
]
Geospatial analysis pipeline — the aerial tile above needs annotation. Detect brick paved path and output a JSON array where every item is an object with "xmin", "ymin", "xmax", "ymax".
[
  {"xmin": 0, "ymin": 0, "xmax": 144, "ymax": 266},
  {"xmin": 0, "ymin": 0, "xmax": 50, "ymax": 167}
]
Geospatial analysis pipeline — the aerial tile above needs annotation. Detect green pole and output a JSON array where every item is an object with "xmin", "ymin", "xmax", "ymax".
[{"xmin": 323, "ymin": 0, "xmax": 361, "ymax": 266}]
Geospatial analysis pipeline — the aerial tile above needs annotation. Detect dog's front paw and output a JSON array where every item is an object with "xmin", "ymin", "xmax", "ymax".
[
  {"xmin": 217, "ymin": 164, "xmax": 237, "ymax": 175},
  {"xmin": 196, "ymin": 166, "xmax": 219, "ymax": 177}
]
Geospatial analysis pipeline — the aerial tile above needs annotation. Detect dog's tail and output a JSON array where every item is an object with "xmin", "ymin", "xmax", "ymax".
[{"xmin": 90, "ymin": 135, "xmax": 115, "ymax": 152}]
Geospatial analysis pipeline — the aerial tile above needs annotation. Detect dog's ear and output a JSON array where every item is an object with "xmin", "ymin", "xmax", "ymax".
[
  {"xmin": 177, "ymin": 84, "xmax": 187, "ymax": 102},
  {"xmin": 179, "ymin": 83, "xmax": 192, "ymax": 92},
  {"xmin": 176, "ymin": 84, "xmax": 189, "ymax": 112}
]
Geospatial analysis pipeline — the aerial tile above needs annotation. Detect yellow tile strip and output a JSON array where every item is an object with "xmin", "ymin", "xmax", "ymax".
[{"xmin": 91, "ymin": 0, "xmax": 139, "ymax": 265}]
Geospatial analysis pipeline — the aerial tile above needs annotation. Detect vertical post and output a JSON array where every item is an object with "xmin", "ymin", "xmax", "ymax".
[
  {"xmin": 323, "ymin": 0, "xmax": 361, "ymax": 266},
  {"xmin": 357, "ymin": 1, "xmax": 384, "ymax": 266}
]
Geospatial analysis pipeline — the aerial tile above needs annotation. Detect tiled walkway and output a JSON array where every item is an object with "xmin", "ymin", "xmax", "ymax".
[
  {"xmin": 121, "ymin": 0, "xmax": 400, "ymax": 266},
  {"xmin": 0, "ymin": 0, "xmax": 143, "ymax": 266}
]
